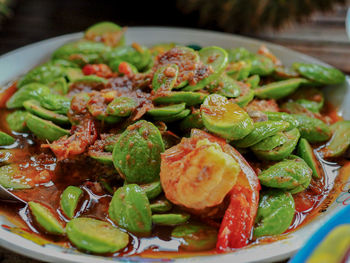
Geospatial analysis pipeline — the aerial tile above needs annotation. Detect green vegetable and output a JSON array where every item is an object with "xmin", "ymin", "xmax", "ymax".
[
  {"xmin": 23, "ymin": 100, "xmax": 70, "ymax": 125},
  {"xmin": 26, "ymin": 113, "xmax": 70, "ymax": 142},
  {"xmin": 6, "ymin": 110, "xmax": 29, "ymax": 132},
  {"xmin": 254, "ymin": 78, "xmax": 306, "ymax": 100},
  {"xmin": 17, "ymin": 63, "xmax": 67, "ymax": 89},
  {"xmin": 153, "ymin": 91, "xmax": 206, "ymax": 106},
  {"xmin": 65, "ymin": 67, "xmax": 84, "ymax": 82},
  {"xmin": 281, "ymin": 101, "xmax": 312, "ymax": 115},
  {"xmin": 320, "ymin": 121, "xmax": 350, "ymax": 158},
  {"xmin": 253, "ymin": 190, "xmax": 295, "ymax": 238},
  {"xmin": 234, "ymin": 120, "xmax": 289, "ymax": 148},
  {"xmin": 273, "ymin": 66, "xmax": 299, "ymax": 80},
  {"xmin": 52, "ymin": 40, "xmax": 111, "ymax": 66},
  {"xmin": 179, "ymin": 109, "xmax": 204, "ymax": 132},
  {"xmin": 85, "ymin": 21, "xmax": 125, "ymax": 47},
  {"xmin": 245, "ymin": 74, "xmax": 260, "ymax": 89},
  {"xmin": 48, "ymin": 77, "xmax": 68, "ymax": 95},
  {"xmin": 7, "ymin": 83, "xmax": 51, "ymax": 109},
  {"xmin": 171, "ymin": 224, "xmax": 217, "ymax": 251},
  {"xmin": 67, "ymin": 217, "xmax": 129, "ymax": 253},
  {"xmin": 105, "ymin": 45, "xmax": 151, "ymax": 71},
  {"xmin": 0, "ymin": 131, "xmax": 15, "ymax": 146},
  {"xmin": 51, "ymin": 59, "xmax": 79, "ymax": 68},
  {"xmin": 103, "ymin": 134, "xmax": 120, "ymax": 152},
  {"xmin": 201, "ymin": 94, "xmax": 253, "ymax": 140},
  {"xmin": 208, "ymin": 74, "xmax": 241, "ymax": 98},
  {"xmin": 89, "ymin": 151, "xmax": 113, "ymax": 165},
  {"xmin": 60, "ymin": 186, "xmax": 83, "ymax": 219},
  {"xmin": 150, "ymin": 43, "xmax": 176, "ymax": 56},
  {"xmin": 297, "ymin": 138, "xmax": 321, "ymax": 178},
  {"xmin": 258, "ymin": 156, "xmax": 312, "ymax": 194},
  {"xmin": 248, "ymin": 54, "xmax": 275, "ymax": 76},
  {"xmin": 152, "ymin": 64, "xmax": 179, "ymax": 92},
  {"xmin": 109, "ymin": 184, "xmax": 152, "ymax": 234},
  {"xmin": 147, "ymin": 103, "xmax": 186, "ymax": 117},
  {"xmin": 231, "ymin": 84, "xmax": 254, "ymax": 107},
  {"xmin": 184, "ymin": 46, "xmax": 228, "ymax": 91},
  {"xmin": 150, "ymin": 199, "xmax": 172, "ymax": 213},
  {"xmin": 113, "ymin": 120, "xmax": 164, "ymax": 183},
  {"xmin": 28, "ymin": 201, "xmax": 65, "ymax": 235},
  {"xmin": 0, "ymin": 164, "xmax": 32, "ymax": 189},
  {"xmin": 292, "ymin": 114, "xmax": 331, "ymax": 143},
  {"xmin": 293, "ymin": 62, "xmax": 345, "ymax": 85},
  {"xmin": 252, "ymin": 128, "xmax": 300, "ymax": 161},
  {"xmin": 226, "ymin": 60, "xmax": 251, "ymax": 80},
  {"xmin": 152, "ymin": 213, "xmax": 190, "ymax": 226},
  {"xmin": 227, "ymin": 47, "xmax": 251, "ymax": 62},
  {"xmin": 139, "ymin": 181, "xmax": 163, "ymax": 200},
  {"xmin": 110, "ymin": 60, "xmax": 138, "ymax": 74},
  {"xmin": 265, "ymin": 111, "xmax": 299, "ymax": 131},
  {"xmin": 71, "ymin": 75, "xmax": 108, "ymax": 86},
  {"xmin": 107, "ymin": 97, "xmax": 137, "ymax": 117},
  {"xmin": 153, "ymin": 109, "xmax": 191, "ymax": 123},
  {"xmin": 290, "ymin": 87, "xmax": 324, "ymax": 113},
  {"xmin": 6, "ymin": 83, "xmax": 70, "ymax": 114}
]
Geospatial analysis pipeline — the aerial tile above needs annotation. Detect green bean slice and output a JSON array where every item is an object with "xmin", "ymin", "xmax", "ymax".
[
  {"xmin": 0, "ymin": 131, "xmax": 15, "ymax": 146},
  {"xmin": 293, "ymin": 62, "xmax": 345, "ymax": 85},
  {"xmin": 152, "ymin": 64, "xmax": 179, "ymax": 92},
  {"xmin": 184, "ymin": 46, "xmax": 228, "ymax": 91},
  {"xmin": 67, "ymin": 217, "xmax": 129, "ymax": 253},
  {"xmin": 153, "ymin": 91, "xmax": 206, "ymax": 106},
  {"xmin": 171, "ymin": 223, "xmax": 217, "ymax": 251},
  {"xmin": 319, "ymin": 121, "xmax": 350, "ymax": 158},
  {"xmin": 297, "ymin": 138, "xmax": 322, "ymax": 178},
  {"xmin": 109, "ymin": 184, "xmax": 152, "ymax": 234},
  {"xmin": 201, "ymin": 94, "xmax": 253, "ymax": 140},
  {"xmin": 234, "ymin": 120, "xmax": 289, "ymax": 148},
  {"xmin": 254, "ymin": 78, "xmax": 306, "ymax": 100},
  {"xmin": 26, "ymin": 113, "xmax": 70, "ymax": 142},
  {"xmin": 147, "ymin": 103, "xmax": 186, "ymax": 117},
  {"xmin": 254, "ymin": 190, "xmax": 295, "ymax": 238},
  {"xmin": 60, "ymin": 186, "xmax": 83, "ymax": 219},
  {"xmin": 258, "ymin": 156, "xmax": 312, "ymax": 194},
  {"xmin": 28, "ymin": 201, "xmax": 65, "ymax": 235},
  {"xmin": 23, "ymin": 100, "xmax": 70, "ymax": 125},
  {"xmin": 152, "ymin": 213, "xmax": 190, "ymax": 226}
]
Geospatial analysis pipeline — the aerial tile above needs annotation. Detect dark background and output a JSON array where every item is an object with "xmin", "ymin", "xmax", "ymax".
[
  {"xmin": 1, "ymin": 0, "xmax": 349, "ymax": 74},
  {"xmin": 0, "ymin": 0, "xmax": 203, "ymax": 55}
]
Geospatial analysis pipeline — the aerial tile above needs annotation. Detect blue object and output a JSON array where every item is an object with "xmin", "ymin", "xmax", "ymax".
[{"xmin": 289, "ymin": 205, "xmax": 350, "ymax": 262}]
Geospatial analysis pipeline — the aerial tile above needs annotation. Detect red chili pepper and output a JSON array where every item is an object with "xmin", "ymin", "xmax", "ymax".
[
  {"xmin": 216, "ymin": 146, "xmax": 260, "ymax": 252},
  {"xmin": 118, "ymin": 62, "xmax": 133, "ymax": 76}
]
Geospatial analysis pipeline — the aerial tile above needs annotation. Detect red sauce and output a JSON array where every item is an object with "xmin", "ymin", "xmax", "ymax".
[{"xmin": 0, "ymin": 94, "xmax": 349, "ymax": 259}]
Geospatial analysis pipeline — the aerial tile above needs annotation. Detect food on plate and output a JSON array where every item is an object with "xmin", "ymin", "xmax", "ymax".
[{"xmin": 0, "ymin": 21, "xmax": 348, "ymax": 258}]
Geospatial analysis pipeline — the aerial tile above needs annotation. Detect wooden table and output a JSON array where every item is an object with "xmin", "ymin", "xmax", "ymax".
[{"xmin": 0, "ymin": 1, "xmax": 349, "ymax": 262}]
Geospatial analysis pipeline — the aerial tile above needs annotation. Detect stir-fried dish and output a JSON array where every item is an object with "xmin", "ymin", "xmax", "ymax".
[{"xmin": 0, "ymin": 22, "xmax": 349, "ymax": 257}]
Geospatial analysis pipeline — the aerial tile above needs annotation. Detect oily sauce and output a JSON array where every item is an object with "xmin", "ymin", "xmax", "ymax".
[{"xmin": 0, "ymin": 103, "xmax": 349, "ymax": 259}]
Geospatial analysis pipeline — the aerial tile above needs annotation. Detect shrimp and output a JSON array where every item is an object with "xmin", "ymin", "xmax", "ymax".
[{"xmin": 160, "ymin": 135, "xmax": 240, "ymax": 211}]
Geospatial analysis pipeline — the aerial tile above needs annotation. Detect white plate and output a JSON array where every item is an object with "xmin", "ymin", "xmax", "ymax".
[{"xmin": 0, "ymin": 27, "xmax": 349, "ymax": 263}]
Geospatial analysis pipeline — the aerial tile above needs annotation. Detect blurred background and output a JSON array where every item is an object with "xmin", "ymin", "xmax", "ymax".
[{"xmin": 0, "ymin": 0, "xmax": 349, "ymax": 74}]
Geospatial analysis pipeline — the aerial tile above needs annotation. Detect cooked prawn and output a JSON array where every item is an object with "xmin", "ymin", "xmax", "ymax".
[{"xmin": 160, "ymin": 135, "xmax": 240, "ymax": 211}]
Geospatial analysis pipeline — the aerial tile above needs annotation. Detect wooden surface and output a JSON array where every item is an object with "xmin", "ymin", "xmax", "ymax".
[{"xmin": 0, "ymin": 1, "xmax": 349, "ymax": 262}]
